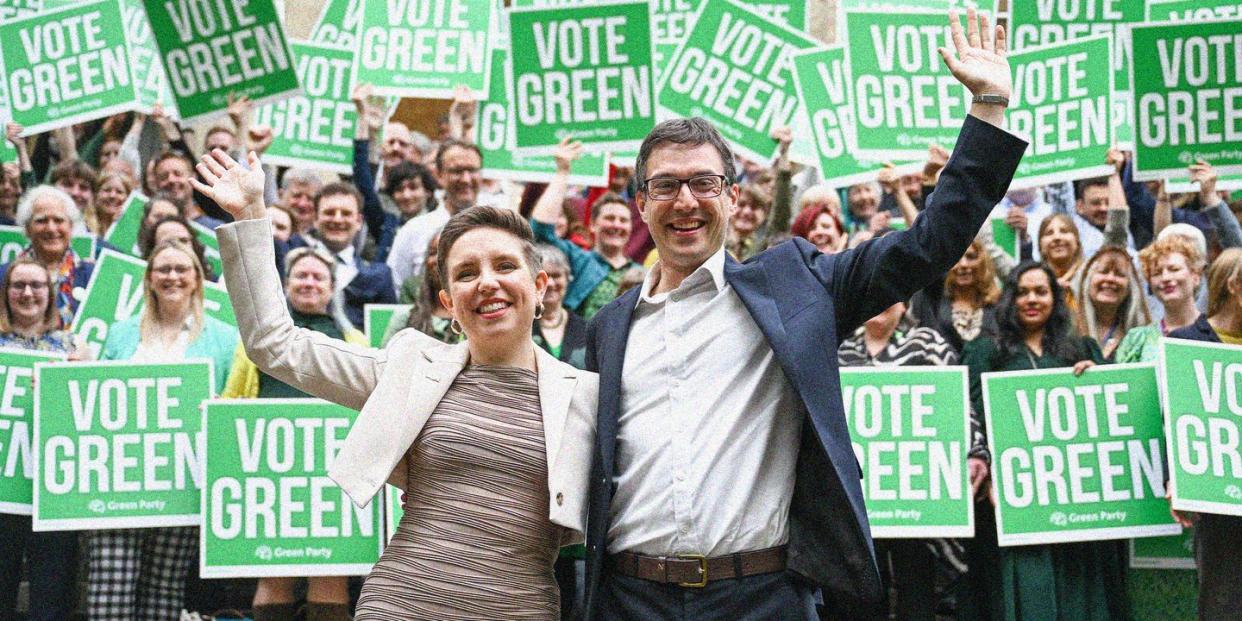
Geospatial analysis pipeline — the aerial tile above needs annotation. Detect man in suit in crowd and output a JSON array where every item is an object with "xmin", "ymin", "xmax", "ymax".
[{"xmin": 583, "ymin": 10, "xmax": 1026, "ymax": 620}]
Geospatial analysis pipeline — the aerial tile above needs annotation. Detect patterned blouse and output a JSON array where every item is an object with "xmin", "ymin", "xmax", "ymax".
[{"xmin": 0, "ymin": 329, "xmax": 76, "ymax": 353}]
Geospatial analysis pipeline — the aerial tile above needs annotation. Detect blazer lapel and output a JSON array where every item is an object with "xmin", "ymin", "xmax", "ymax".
[
  {"xmin": 724, "ymin": 255, "xmax": 787, "ymax": 349},
  {"xmin": 598, "ymin": 287, "xmax": 640, "ymax": 479},
  {"xmin": 405, "ymin": 341, "xmax": 469, "ymax": 433},
  {"xmin": 535, "ymin": 347, "xmax": 577, "ymax": 472}
]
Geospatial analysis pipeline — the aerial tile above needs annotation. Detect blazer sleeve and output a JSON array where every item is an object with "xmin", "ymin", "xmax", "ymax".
[
  {"xmin": 216, "ymin": 218, "xmax": 385, "ymax": 411},
  {"xmin": 801, "ymin": 116, "xmax": 1028, "ymax": 335}
]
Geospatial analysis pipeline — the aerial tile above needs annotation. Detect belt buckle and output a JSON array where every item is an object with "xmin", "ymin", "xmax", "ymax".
[{"xmin": 675, "ymin": 553, "xmax": 708, "ymax": 588}]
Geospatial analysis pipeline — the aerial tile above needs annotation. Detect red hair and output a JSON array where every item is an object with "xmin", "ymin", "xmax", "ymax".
[{"xmin": 790, "ymin": 204, "xmax": 843, "ymax": 241}]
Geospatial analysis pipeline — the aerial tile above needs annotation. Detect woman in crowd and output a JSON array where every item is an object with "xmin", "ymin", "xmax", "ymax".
[
  {"xmin": 959, "ymin": 262, "xmax": 1123, "ymax": 621},
  {"xmin": 1073, "ymin": 245, "xmax": 1150, "ymax": 359},
  {"xmin": 1115, "ymin": 236, "xmax": 1204, "ymax": 363},
  {"xmin": 4, "ymin": 186, "xmax": 94, "ymax": 328},
  {"xmin": 385, "ymin": 233, "xmax": 462, "ymax": 345},
  {"xmin": 138, "ymin": 215, "xmax": 217, "ymax": 281},
  {"xmin": 533, "ymin": 243, "xmax": 587, "ymax": 370},
  {"xmin": 838, "ymin": 299, "xmax": 957, "ymax": 621},
  {"xmin": 89, "ymin": 240, "xmax": 236, "ymax": 619},
  {"xmin": 790, "ymin": 202, "xmax": 847, "ymax": 255},
  {"xmin": 142, "ymin": 195, "xmax": 184, "ymax": 230},
  {"xmin": 86, "ymin": 171, "xmax": 135, "ymax": 236},
  {"xmin": 727, "ymin": 184, "xmax": 774, "ymax": 260},
  {"xmin": 222, "ymin": 247, "xmax": 365, "ymax": 621},
  {"xmin": 196, "ymin": 149, "xmax": 597, "ymax": 620},
  {"xmin": 0, "ymin": 258, "xmax": 84, "ymax": 621},
  {"xmin": 1167, "ymin": 247, "xmax": 1242, "ymax": 619},
  {"xmin": 912, "ymin": 239, "xmax": 1002, "ymax": 354},
  {"xmin": 267, "ymin": 203, "xmax": 294, "ymax": 243},
  {"xmin": 1037, "ymin": 213, "xmax": 1085, "ymax": 310}
]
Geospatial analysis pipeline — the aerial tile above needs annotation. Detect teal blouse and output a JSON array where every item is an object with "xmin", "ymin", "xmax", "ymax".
[{"xmin": 100, "ymin": 315, "xmax": 239, "ymax": 394}]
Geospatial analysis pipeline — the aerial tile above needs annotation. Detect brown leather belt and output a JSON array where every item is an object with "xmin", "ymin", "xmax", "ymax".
[{"xmin": 607, "ymin": 545, "xmax": 787, "ymax": 588}]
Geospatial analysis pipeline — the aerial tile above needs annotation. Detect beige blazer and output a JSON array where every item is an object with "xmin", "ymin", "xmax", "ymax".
[{"xmin": 217, "ymin": 219, "xmax": 599, "ymax": 542}]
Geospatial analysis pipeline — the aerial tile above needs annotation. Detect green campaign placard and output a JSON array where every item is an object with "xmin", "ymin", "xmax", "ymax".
[
  {"xmin": 1166, "ymin": 175, "xmax": 1242, "ymax": 195},
  {"xmin": 790, "ymin": 45, "xmax": 908, "ymax": 189},
  {"xmin": 201, "ymin": 399, "xmax": 382, "ymax": 577},
  {"xmin": 33, "ymin": 360, "xmax": 214, "ymax": 530},
  {"xmin": 659, "ymin": 0, "xmax": 817, "ymax": 162},
  {"xmin": 70, "ymin": 234, "xmax": 97, "ymax": 260},
  {"xmin": 121, "ymin": 0, "xmax": 171, "ymax": 113},
  {"xmin": 1007, "ymin": 35, "xmax": 1115, "ymax": 188},
  {"xmin": 363, "ymin": 304, "xmax": 412, "ymax": 348},
  {"xmin": 188, "ymin": 220, "xmax": 223, "ymax": 278},
  {"xmin": 0, "ymin": 0, "xmax": 42, "ymax": 21},
  {"xmin": 102, "ymin": 191, "xmax": 147, "ymax": 257},
  {"xmin": 841, "ymin": 366, "xmax": 973, "ymax": 538},
  {"xmin": 1002, "ymin": 0, "xmax": 1142, "ymax": 147},
  {"xmin": 1130, "ymin": 19, "xmax": 1242, "ymax": 181},
  {"xmin": 143, "ymin": 0, "xmax": 300, "ymax": 123},
  {"xmin": 478, "ymin": 47, "xmax": 609, "ymax": 186},
  {"xmin": 0, "ymin": 0, "xmax": 140, "ymax": 135},
  {"xmin": 73, "ymin": 250, "xmax": 236, "ymax": 359},
  {"xmin": 649, "ymin": 0, "xmax": 696, "ymax": 69},
  {"xmin": 991, "ymin": 217, "xmax": 1019, "ymax": 262},
  {"xmin": 0, "ymin": 226, "xmax": 27, "ymax": 264},
  {"xmin": 507, "ymin": 0, "xmax": 656, "ymax": 155},
  {"xmin": 1144, "ymin": 0, "xmax": 1242, "ymax": 21},
  {"xmin": 310, "ymin": 0, "xmax": 362, "ymax": 47},
  {"xmin": 1129, "ymin": 532, "xmax": 1195, "ymax": 570},
  {"xmin": 0, "ymin": 348, "xmax": 65, "ymax": 515},
  {"xmin": 254, "ymin": 41, "xmax": 356, "ymax": 175},
  {"xmin": 1161, "ymin": 338, "xmax": 1242, "ymax": 517},
  {"xmin": 385, "ymin": 483, "xmax": 402, "ymax": 542},
  {"xmin": 983, "ymin": 363, "xmax": 1180, "ymax": 546},
  {"xmin": 355, "ymin": 0, "xmax": 496, "ymax": 99},
  {"xmin": 843, "ymin": 9, "xmax": 972, "ymax": 161}
]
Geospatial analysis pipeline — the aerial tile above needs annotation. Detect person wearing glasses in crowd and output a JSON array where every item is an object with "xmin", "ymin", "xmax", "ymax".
[
  {"xmin": 581, "ymin": 10, "xmax": 1026, "ymax": 619},
  {"xmin": 0, "ymin": 186, "xmax": 94, "ymax": 328},
  {"xmin": 530, "ymin": 140, "xmax": 641, "ymax": 320},
  {"xmin": 88, "ymin": 240, "xmax": 236, "ymax": 619},
  {"xmin": 0, "ymin": 257, "xmax": 86, "ymax": 621}
]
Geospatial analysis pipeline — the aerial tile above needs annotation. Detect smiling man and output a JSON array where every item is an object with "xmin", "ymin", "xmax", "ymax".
[{"xmin": 582, "ymin": 10, "xmax": 1028, "ymax": 620}]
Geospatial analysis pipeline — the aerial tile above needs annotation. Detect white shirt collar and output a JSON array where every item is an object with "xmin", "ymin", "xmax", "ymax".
[
  {"xmin": 637, "ymin": 246, "xmax": 727, "ymax": 307},
  {"xmin": 335, "ymin": 244, "xmax": 355, "ymax": 266}
]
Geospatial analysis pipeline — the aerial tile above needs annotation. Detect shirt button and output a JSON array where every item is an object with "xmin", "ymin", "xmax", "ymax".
[{"xmin": 556, "ymin": 492, "xmax": 564, "ymax": 506}]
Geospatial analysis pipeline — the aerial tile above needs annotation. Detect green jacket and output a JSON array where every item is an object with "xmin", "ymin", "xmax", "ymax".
[{"xmin": 100, "ymin": 315, "xmax": 239, "ymax": 394}]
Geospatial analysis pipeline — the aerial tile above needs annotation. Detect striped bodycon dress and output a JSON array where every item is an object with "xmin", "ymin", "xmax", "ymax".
[{"xmin": 355, "ymin": 365, "xmax": 562, "ymax": 620}]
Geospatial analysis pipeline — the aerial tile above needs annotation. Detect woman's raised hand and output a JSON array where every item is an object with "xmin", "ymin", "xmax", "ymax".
[{"xmin": 190, "ymin": 149, "xmax": 267, "ymax": 221}]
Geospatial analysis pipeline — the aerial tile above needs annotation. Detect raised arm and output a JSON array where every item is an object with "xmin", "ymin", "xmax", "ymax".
[
  {"xmin": 351, "ymin": 83, "xmax": 388, "ymax": 240},
  {"xmin": 530, "ymin": 139, "xmax": 596, "ymax": 275},
  {"xmin": 1105, "ymin": 149, "xmax": 1130, "ymax": 248},
  {"xmin": 1193, "ymin": 159, "xmax": 1242, "ymax": 249},
  {"xmin": 769, "ymin": 126, "xmax": 794, "ymax": 234},
  {"xmin": 191, "ymin": 149, "xmax": 385, "ymax": 411},
  {"xmin": 879, "ymin": 164, "xmax": 918, "ymax": 228}
]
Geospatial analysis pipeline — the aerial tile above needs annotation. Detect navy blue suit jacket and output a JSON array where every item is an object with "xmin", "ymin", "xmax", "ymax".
[{"xmin": 582, "ymin": 116, "xmax": 1027, "ymax": 618}]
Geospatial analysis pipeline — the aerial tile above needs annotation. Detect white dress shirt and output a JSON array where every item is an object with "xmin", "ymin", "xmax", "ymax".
[
  {"xmin": 608, "ymin": 247, "xmax": 802, "ymax": 557},
  {"xmin": 385, "ymin": 207, "xmax": 451, "ymax": 287}
]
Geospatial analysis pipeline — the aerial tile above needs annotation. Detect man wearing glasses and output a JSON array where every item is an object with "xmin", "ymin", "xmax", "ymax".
[{"xmin": 583, "ymin": 10, "xmax": 1025, "ymax": 620}]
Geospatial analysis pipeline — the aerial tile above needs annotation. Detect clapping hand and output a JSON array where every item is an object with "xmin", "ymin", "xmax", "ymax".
[{"xmin": 190, "ymin": 149, "xmax": 267, "ymax": 221}]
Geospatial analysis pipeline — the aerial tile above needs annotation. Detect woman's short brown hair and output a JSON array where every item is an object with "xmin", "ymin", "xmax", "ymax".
[
  {"xmin": 436, "ymin": 207, "xmax": 541, "ymax": 288},
  {"xmin": 1138, "ymin": 235, "xmax": 1203, "ymax": 282},
  {"xmin": 0, "ymin": 257, "xmax": 57, "ymax": 332}
]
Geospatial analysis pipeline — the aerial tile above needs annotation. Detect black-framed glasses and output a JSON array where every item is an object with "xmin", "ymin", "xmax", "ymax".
[{"xmin": 643, "ymin": 174, "xmax": 729, "ymax": 201}]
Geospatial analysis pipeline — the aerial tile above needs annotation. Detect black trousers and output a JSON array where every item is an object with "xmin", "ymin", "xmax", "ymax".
[
  {"xmin": 876, "ymin": 539, "xmax": 937, "ymax": 621},
  {"xmin": 1196, "ymin": 513, "xmax": 1242, "ymax": 620},
  {"xmin": 0, "ymin": 513, "xmax": 78, "ymax": 621},
  {"xmin": 599, "ymin": 568, "xmax": 819, "ymax": 621}
]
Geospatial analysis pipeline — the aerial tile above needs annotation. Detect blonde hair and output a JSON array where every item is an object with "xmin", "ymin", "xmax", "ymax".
[
  {"xmin": 140, "ymin": 241, "xmax": 205, "ymax": 346},
  {"xmin": 0, "ymin": 257, "xmax": 57, "ymax": 332},
  {"xmin": 1207, "ymin": 248, "xmax": 1242, "ymax": 317},
  {"xmin": 944, "ymin": 239, "xmax": 1001, "ymax": 307},
  {"xmin": 1038, "ymin": 213, "xmax": 1083, "ymax": 274},
  {"xmin": 1074, "ymin": 246, "xmax": 1151, "ymax": 342},
  {"xmin": 86, "ymin": 172, "xmax": 136, "ymax": 233},
  {"xmin": 1138, "ymin": 235, "xmax": 1203, "ymax": 282}
]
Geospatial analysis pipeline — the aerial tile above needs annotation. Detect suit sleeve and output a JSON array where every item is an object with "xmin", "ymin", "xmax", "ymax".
[
  {"xmin": 217, "ymin": 218, "xmax": 385, "ymax": 411},
  {"xmin": 802, "ymin": 116, "xmax": 1028, "ymax": 335}
]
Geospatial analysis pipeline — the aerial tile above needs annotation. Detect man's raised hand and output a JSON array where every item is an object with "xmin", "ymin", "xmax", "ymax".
[
  {"xmin": 940, "ymin": 9, "xmax": 1011, "ymax": 105},
  {"xmin": 190, "ymin": 149, "xmax": 267, "ymax": 221},
  {"xmin": 554, "ymin": 137, "xmax": 584, "ymax": 173}
]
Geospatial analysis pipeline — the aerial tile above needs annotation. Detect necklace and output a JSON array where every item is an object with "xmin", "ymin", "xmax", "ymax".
[{"xmin": 541, "ymin": 307, "xmax": 566, "ymax": 329}]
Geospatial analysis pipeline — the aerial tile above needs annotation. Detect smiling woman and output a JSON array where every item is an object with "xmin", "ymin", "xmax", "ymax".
[{"xmin": 0, "ymin": 185, "xmax": 93, "ymax": 329}]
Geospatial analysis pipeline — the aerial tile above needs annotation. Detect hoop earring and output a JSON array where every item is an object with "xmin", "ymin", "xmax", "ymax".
[
  {"xmin": 450, "ymin": 318, "xmax": 464, "ymax": 335},
  {"xmin": 534, "ymin": 302, "xmax": 545, "ymax": 320}
]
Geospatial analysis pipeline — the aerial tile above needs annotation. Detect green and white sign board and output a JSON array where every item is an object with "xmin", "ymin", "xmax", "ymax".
[
  {"xmin": 143, "ymin": 0, "xmax": 300, "ymax": 123},
  {"xmin": 310, "ymin": 0, "xmax": 363, "ymax": 47},
  {"xmin": 983, "ymin": 364, "xmax": 1180, "ymax": 546},
  {"xmin": 253, "ymin": 41, "xmax": 355, "ymax": 175},
  {"xmin": 1161, "ymin": 339, "xmax": 1242, "ymax": 517},
  {"xmin": 649, "ymin": 0, "xmax": 696, "ymax": 69},
  {"xmin": 991, "ymin": 217, "xmax": 1019, "ymax": 262},
  {"xmin": 102, "ymin": 191, "xmax": 148, "ymax": 257},
  {"xmin": 1008, "ymin": 35, "xmax": 1115, "ymax": 188},
  {"xmin": 841, "ymin": 367, "xmax": 973, "ymax": 538},
  {"xmin": 0, "ymin": 348, "xmax": 65, "ymax": 515},
  {"xmin": 33, "ymin": 360, "xmax": 214, "ymax": 530},
  {"xmin": 0, "ymin": 0, "xmax": 42, "ymax": 21},
  {"xmin": 790, "ymin": 45, "xmax": 915, "ymax": 189},
  {"xmin": 201, "ymin": 399, "xmax": 382, "ymax": 577},
  {"xmin": 363, "ymin": 303, "xmax": 412, "ymax": 348},
  {"xmin": 1129, "ymin": 532, "xmax": 1196, "ymax": 570},
  {"xmin": 385, "ymin": 484, "xmax": 402, "ymax": 542},
  {"xmin": 660, "ymin": 0, "xmax": 817, "ymax": 162},
  {"xmin": 0, "ymin": 0, "xmax": 140, "ymax": 135},
  {"xmin": 73, "ymin": 250, "xmax": 237, "ymax": 360},
  {"xmin": 1130, "ymin": 19, "xmax": 1242, "ymax": 181},
  {"xmin": 121, "ymin": 0, "xmax": 171, "ymax": 112},
  {"xmin": 1002, "ymin": 0, "xmax": 1142, "ymax": 147},
  {"xmin": 0, "ymin": 226, "xmax": 27, "ymax": 263},
  {"xmin": 1145, "ymin": 0, "xmax": 1242, "ymax": 21},
  {"xmin": 354, "ymin": 0, "xmax": 496, "ymax": 99},
  {"xmin": 843, "ymin": 9, "xmax": 973, "ymax": 161},
  {"xmin": 507, "ymin": 0, "xmax": 656, "ymax": 155},
  {"xmin": 188, "ymin": 220, "xmax": 223, "ymax": 278}
]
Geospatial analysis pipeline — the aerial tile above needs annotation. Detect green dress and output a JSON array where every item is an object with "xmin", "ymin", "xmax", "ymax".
[{"xmin": 960, "ymin": 336, "xmax": 1132, "ymax": 621}]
